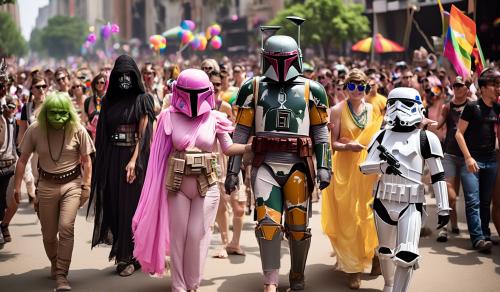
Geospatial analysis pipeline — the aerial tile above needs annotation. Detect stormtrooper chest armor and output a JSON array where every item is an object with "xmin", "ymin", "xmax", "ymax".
[{"xmin": 377, "ymin": 130, "xmax": 426, "ymax": 203}]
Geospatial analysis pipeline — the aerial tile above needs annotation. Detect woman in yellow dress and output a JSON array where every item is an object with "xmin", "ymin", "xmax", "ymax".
[{"xmin": 322, "ymin": 69, "xmax": 382, "ymax": 289}]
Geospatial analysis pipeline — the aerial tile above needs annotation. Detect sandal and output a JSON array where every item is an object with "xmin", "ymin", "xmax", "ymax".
[
  {"xmin": 118, "ymin": 264, "xmax": 135, "ymax": 277},
  {"xmin": 226, "ymin": 246, "xmax": 246, "ymax": 256},
  {"xmin": 1, "ymin": 224, "xmax": 11, "ymax": 242}
]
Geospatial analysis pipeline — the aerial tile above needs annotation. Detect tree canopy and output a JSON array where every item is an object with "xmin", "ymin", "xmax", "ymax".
[
  {"xmin": 0, "ymin": 12, "xmax": 27, "ymax": 57},
  {"xmin": 268, "ymin": 0, "xmax": 370, "ymax": 57},
  {"xmin": 0, "ymin": 0, "xmax": 16, "ymax": 5},
  {"xmin": 32, "ymin": 16, "xmax": 88, "ymax": 59}
]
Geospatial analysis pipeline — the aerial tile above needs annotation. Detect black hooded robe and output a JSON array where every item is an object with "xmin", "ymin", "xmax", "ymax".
[{"xmin": 88, "ymin": 55, "xmax": 155, "ymax": 264}]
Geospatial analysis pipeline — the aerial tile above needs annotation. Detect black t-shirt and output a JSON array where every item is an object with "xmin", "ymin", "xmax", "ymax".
[
  {"xmin": 460, "ymin": 98, "xmax": 500, "ymax": 162},
  {"xmin": 444, "ymin": 100, "xmax": 467, "ymax": 156}
]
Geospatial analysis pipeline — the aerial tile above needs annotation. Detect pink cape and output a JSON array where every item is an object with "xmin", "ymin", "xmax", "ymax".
[{"xmin": 131, "ymin": 107, "xmax": 233, "ymax": 276}]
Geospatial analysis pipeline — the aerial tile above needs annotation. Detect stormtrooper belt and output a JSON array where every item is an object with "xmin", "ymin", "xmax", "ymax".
[{"xmin": 165, "ymin": 150, "xmax": 219, "ymax": 196}]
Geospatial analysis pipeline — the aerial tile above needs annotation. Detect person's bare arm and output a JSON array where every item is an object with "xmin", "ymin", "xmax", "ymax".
[
  {"xmin": 126, "ymin": 115, "xmax": 148, "ymax": 184},
  {"xmin": 79, "ymin": 153, "xmax": 92, "ymax": 207},
  {"xmin": 455, "ymin": 119, "xmax": 478, "ymax": 173},
  {"xmin": 436, "ymin": 103, "xmax": 449, "ymax": 130},
  {"xmin": 223, "ymin": 143, "xmax": 252, "ymax": 156},
  {"xmin": 13, "ymin": 152, "xmax": 31, "ymax": 203},
  {"xmin": 16, "ymin": 120, "xmax": 28, "ymax": 146}
]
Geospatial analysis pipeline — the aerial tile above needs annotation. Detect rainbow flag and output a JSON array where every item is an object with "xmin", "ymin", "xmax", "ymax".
[
  {"xmin": 472, "ymin": 35, "xmax": 486, "ymax": 73},
  {"xmin": 443, "ymin": 5, "xmax": 476, "ymax": 78}
]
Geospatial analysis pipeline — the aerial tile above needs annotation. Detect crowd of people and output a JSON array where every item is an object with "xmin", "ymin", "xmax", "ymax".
[{"xmin": 0, "ymin": 43, "xmax": 499, "ymax": 292}]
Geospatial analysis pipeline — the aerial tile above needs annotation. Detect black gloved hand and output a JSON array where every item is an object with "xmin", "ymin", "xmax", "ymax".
[
  {"xmin": 437, "ymin": 214, "xmax": 450, "ymax": 230},
  {"xmin": 224, "ymin": 172, "xmax": 239, "ymax": 194},
  {"xmin": 317, "ymin": 168, "xmax": 331, "ymax": 190}
]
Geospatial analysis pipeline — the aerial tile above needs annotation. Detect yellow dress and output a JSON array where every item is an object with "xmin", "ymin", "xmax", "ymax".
[
  {"xmin": 366, "ymin": 93, "xmax": 387, "ymax": 122},
  {"xmin": 321, "ymin": 101, "xmax": 381, "ymax": 273}
]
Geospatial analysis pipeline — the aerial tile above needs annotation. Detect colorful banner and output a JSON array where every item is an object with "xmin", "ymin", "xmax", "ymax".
[{"xmin": 443, "ymin": 5, "xmax": 476, "ymax": 77}]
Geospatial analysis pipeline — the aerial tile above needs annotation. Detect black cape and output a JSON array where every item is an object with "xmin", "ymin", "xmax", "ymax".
[{"xmin": 87, "ymin": 55, "xmax": 155, "ymax": 263}]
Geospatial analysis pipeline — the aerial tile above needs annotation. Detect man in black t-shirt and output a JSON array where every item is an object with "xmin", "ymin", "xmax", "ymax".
[
  {"xmin": 434, "ymin": 76, "xmax": 471, "ymax": 242},
  {"xmin": 455, "ymin": 68, "xmax": 500, "ymax": 253}
]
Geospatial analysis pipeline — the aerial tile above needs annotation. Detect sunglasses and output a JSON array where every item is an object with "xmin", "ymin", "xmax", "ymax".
[
  {"xmin": 35, "ymin": 84, "xmax": 48, "ymax": 90},
  {"xmin": 346, "ymin": 82, "xmax": 368, "ymax": 92},
  {"xmin": 97, "ymin": 81, "xmax": 106, "ymax": 85},
  {"xmin": 72, "ymin": 85, "xmax": 82, "ymax": 89},
  {"xmin": 212, "ymin": 82, "xmax": 222, "ymax": 87},
  {"xmin": 56, "ymin": 76, "xmax": 66, "ymax": 82},
  {"xmin": 77, "ymin": 76, "xmax": 86, "ymax": 80},
  {"xmin": 202, "ymin": 66, "xmax": 213, "ymax": 71},
  {"xmin": 452, "ymin": 83, "xmax": 465, "ymax": 89}
]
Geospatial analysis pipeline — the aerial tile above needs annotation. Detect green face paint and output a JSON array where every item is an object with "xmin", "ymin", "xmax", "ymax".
[{"xmin": 47, "ymin": 105, "xmax": 70, "ymax": 129}]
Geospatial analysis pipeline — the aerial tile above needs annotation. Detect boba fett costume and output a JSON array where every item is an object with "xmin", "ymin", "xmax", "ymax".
[{"xmin": 225, "ymin": 19, "xmax": 332, "ymax": 290}]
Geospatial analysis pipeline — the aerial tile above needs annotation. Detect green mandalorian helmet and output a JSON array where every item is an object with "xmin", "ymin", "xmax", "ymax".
[{"xmin": 262, "ymin": 35, "xmax": 302, "ymax": 83}]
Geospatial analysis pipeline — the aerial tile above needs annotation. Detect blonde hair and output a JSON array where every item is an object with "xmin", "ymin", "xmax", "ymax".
[{"xmin": 345, "ymin": 68, "xmax": 367, "ymax": 84}]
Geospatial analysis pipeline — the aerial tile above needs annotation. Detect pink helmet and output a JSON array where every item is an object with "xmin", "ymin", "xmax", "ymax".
[{"xmin": 171, "ymin": 68, "xmax": 215, "ymax": 117}]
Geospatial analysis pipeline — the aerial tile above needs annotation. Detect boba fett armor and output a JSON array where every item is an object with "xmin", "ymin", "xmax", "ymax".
[{"xmin": 225, "ymin": 19, "xmax": 332, "ymax": 290}]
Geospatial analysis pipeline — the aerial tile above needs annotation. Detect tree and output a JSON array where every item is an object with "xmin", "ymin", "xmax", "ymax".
[
  {"xmin": 39, "ymin": 16, "xmax": 88, "ymax": 59},
  {"xmin": 0, "ymin": 12, "xmax": 27, "ymax": 57},
  {"xmin": 29, "ymin": 28, "xmax": 45, "ymax": 56},
  {"xmin": 268, "ymin": 0, "xmax": 370, "ymax": 57},
  {"xmin": 0, "ymin": 0, "xmax": 16, "ymax": 5}
]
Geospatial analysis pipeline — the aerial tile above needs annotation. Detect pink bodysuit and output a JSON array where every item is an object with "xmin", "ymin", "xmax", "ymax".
[{"xmin": 132, "ymin": 108, "xmax": 234, "ymax": 292}]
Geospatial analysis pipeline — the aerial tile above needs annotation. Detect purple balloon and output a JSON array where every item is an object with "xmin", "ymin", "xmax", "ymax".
[{"xmin": 101, "ymin": 24, "xmax": 112, "ymax": 39}]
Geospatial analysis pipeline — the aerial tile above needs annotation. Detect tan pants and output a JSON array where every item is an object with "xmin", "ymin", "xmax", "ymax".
[{"xmin": 37, "ymin": 177, "xmax": 81, "ymax": 276}]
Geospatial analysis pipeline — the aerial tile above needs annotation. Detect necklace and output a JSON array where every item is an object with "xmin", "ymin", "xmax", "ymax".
[
  {"xmin": 347, "ymin": 100, "xmax": 368, "ymax": 129},
  {"xmin": 47, "ymin": 127, "xmax": 66, "ymax": 164}
]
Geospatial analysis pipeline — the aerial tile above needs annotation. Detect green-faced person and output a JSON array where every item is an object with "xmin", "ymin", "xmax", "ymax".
[
  {"xmin": 38, "ymin": 92, "xmax": 77, "ymax": 130},
  {"xmin": 13, "ymin": 91, "xmax": 95, "ymax": 291}
]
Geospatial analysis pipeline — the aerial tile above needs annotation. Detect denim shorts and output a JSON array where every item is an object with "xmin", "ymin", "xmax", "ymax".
[{"xmin": 442, "ymin": 153, "xmax": 465, "ymax": 178}]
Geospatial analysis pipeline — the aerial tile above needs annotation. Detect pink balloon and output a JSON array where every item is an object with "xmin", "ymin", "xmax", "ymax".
[
  {"xmin": 111, "ymin": 24, "xmax": 120, "ymax": 33},
  {"xmin": 87, "ymin": 33, "xmax": 96, "ymax": 43}
]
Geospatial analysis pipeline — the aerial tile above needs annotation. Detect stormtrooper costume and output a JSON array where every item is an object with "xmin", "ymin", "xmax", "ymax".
[{"xmin": 360, "ymin": 87, "xmax": 450, "ymax": 292}]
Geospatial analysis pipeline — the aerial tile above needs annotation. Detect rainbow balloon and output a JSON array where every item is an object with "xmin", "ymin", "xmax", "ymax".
[
  {"xmin": 210, "ymin": 36, "xmax": 222, "ymax": 49},
  {"xmin": 209, "ymin": 24, "xmax": 221, "ymax": 36},
  {"xmin": 180, "ymin": 20, "xmax": 196, "ymax": 31},
  {"xmin": 149, "ymin": 34, "xmax": 167, "ymax": 51},
  {"xmin": 181, "ymin": 30, "xmax": 194, "ymax": 44},
  {"xmin": 197, "ymin": 35, "xmax": 208, "ymax": 51}
]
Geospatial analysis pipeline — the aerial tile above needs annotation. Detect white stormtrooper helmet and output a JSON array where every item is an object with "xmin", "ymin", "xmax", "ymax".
[{"xmin": 385, "ymin": 87, "xmax": 425, "ymax": 127}]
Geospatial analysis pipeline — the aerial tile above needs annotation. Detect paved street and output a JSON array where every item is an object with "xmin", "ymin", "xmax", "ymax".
[{"xmin": 1, "ymin": 193, "xmax": 499, "ymax": 292}]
